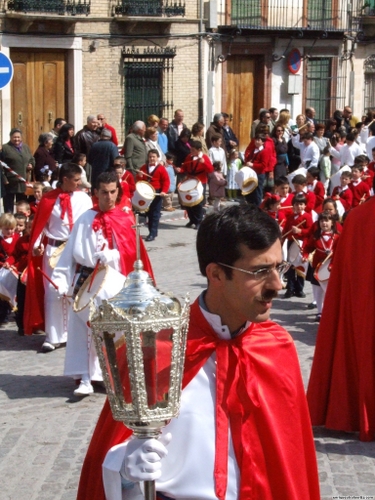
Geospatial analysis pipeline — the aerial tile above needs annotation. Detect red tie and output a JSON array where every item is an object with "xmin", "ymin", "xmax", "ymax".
[
  {"xmin": 92, "ymin": 211, "xmax": 113, "ymax": 249},
  {"xmin": 59, "ymin": 192, "xmax": 73, "ymax": 231}
]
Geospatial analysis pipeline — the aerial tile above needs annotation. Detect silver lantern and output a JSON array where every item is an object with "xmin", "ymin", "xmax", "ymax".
[{"xmin": 89, "ymin": 217, "xmax": 190, "ymax": 500}]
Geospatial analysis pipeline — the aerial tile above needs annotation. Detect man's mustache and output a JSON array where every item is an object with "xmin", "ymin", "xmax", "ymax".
[{"xmin": 259, "ymin": 290, "xmax": 279, "ymax": 302}]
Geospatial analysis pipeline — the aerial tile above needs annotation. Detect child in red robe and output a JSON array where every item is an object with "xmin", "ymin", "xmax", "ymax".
[
  {"xmin": 0, "ymin": 214, "xmax": 20, "ymax": 323},
  {"xmin": 306, "ymin": 167, "xmax": 325, "ymax": 212},
  {"xmin": 349, "ymin": 164, "xmax": 370, "ymax": 208}
]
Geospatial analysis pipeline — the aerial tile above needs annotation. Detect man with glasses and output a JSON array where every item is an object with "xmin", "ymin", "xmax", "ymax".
[
  {"xmin": 77, "ymin": 204, "xmax": 320, "ymax": 500},
  {"xmin": 251, "ymin": 108, "xmax": 274, "ymax": 138},
  {"xmin": 97, "ymin": 113, "xmax": 119, "ymax": 146}
]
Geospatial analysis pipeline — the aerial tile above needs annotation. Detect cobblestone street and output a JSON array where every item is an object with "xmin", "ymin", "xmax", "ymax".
[{"xmin": 1, "ymin": 212, "xmax": 375, "ymax": 500}]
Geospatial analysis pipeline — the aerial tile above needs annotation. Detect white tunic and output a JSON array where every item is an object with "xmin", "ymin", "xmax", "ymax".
[
  {"xmin": 102, "ymin": 302, "xmax": 242, "ymax": 500},
  {"xmin": 52, "ymin": 209, "xmax": 125, "ymax": 380}
]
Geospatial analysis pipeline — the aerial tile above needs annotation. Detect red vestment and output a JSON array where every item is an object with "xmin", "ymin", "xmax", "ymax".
[
  {"xmin": 77, "ymin": 299, "xmax": 320, "ymax": 500},
  {"xmin": 308, "ymin": 180, "xmax": 325, "ymax": 212},
  {"xmin": 244, "ymin": 137, "xmax": 276, "ymax": 174},
  {"xmin": 307, "ymin": 197, "xmax": 375, "ymax": 441},
  {"xmin": 349, "ymin": 179, "xmax": 370, "ymax": 207},
  {"xmin": 331, "ymin": 186, "xmax": 353, "ymax": 212}
]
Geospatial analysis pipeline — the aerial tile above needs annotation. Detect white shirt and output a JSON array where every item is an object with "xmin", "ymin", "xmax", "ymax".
[
  {"xmin": 330, "ymin": 142, "xmax": 363, "ymax": 167},
  {"xmin": 291, "ymin": 134, "xmax": 320, "ymax": 168},
  {"xmin": 209, "ymin": 146, "xmax": 228, "ymax": 176}
]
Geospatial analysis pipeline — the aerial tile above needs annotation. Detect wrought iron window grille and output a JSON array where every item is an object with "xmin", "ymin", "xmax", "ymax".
[
  {"xmin": 114, "ymin": 0, "xmax": 185, "ymax": 17},
  {"xmin": 6, "ymin": 0, "xmax": 91, "ymax": 15},
  {"xmin": 123, "ymin": 46, "xmax": 176, "ymax": 133}
]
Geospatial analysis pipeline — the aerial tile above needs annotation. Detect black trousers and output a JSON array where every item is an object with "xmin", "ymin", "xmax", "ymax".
[{"xmin": 3, "ymin": 192, "xmax": 27, "ymax": 213}]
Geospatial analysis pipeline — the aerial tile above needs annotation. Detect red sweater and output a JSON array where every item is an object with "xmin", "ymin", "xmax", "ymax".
[
  {"xmin": 331, "ymin": 186, "xmax": 353, "ymax": 212},
  {"xmin": 307, "ymin": 181, "xmax": 325, "ymax": 212},
  {"xmin": 362, "ymin": 168, "xmax": 374, "ymax": 191},
  {"xmin": 303, "ymin": 232, "xmax": 340, "ymax": 269},
  {"xmin": 6, "ymin": 234, "xmax": 30, "ymax": 272},
  {"xmin": 180, "ymin": 154, "xmax": 214, "ymax": 184},
  {"xmin": 121, "ymin": 171, "xmax": 135, "ymax": 196},
  {"xmin": 136, "ymin": 164, "xmax": 170, "ymax": 193},
  {"xmin": 0, "ymin": 233, "xmax": 19, "ymax": 263},
  {"xmin": 349, "ymin": 180, "xmax": 370, "ymax": 208},
  {"xmin": 244, "ymin": 137, "xmax": 276, "ymax": 174},
  {"xmin": 283, "ymin": 212, "xmax": 313, "ymax": 242}
]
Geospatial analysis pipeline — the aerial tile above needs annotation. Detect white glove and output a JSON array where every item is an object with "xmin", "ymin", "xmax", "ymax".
[
  {"xmin": 93, "ymin": 248, "xmax": 119, "ymax": 266},
  {"xmin": 121, "ymin": 433, "xmax": 172, "ymax": 483}
]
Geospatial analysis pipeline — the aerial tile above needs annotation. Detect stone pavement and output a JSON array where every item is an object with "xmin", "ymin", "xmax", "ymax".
[{"xmin": 0, "ymin": 209, "xmax": 375, "ymax": 500}]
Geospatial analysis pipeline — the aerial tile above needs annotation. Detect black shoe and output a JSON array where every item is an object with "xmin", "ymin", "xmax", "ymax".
[
  {"xmin": 315, "ymin": 314, "xmax": 322, "ymax": 322},
  {"xmin": 283, "ymin": 290, "xmax": 294, "ymax": 299},
  {"xmin": 194, "ymin": 224, "xmax": 200, "ymax": 231},
  {"xmin": 307, "ymin": 301, "xmax": 317, "ymax": 309},
  {"xmin": 185, "ymin": 222, "xmax": 193, "ymax": 228},
  {"xmin": 295, "ymin": 291, "xmax": 306, "ymax": 298},
  {"xmin": 145, "ymin": 235, "xmax": 155, "ymax": 242}
]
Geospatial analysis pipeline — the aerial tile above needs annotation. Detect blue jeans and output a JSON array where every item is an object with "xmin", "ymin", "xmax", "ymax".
[{"xmin": 148, "ymin": 193, "xmax": 163, "ymax": 237}]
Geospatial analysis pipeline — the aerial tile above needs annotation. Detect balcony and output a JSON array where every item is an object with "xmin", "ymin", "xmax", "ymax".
[
  {"xmin": 113, "ymin": 0, "xmax": 185, "ymax": 17},
  {"xmin": 220, "ymin": 0, "xmax": 362, "ymax": 36},
  {"xmin": 6, "ymin": 0, "xmax": 90, "ymax": 15}
]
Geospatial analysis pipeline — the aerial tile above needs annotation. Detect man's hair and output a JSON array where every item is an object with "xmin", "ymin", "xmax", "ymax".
[
  {"xmin": 269, "ymin": 107, "xmax": 278, "ymax": 114},
  {"xmin": 54, "ymin": 118, "xmax": 65, "ymax": 128},
  {"xmin": 260, "ymin": 110, "xmax": 270, "ymax": 120},
  {"xmin": 196, "ymin": 205, "xmax": 280, "ymax": 278},
  {"xmin": 292, "ymin": 174, "xmax": 307, "ymax": 185},
  {"xmin": 221, "ymin": 112, "xmax": 229, "ymax": 119},
  {"xmin": 87, "ymin": 114, "xmax": 96, "ymax": 123},
  {"xmin": 101, "ymin": 128, "xmax": 112, "ymax": 139},
  {"xmin": 59, "ymin": 162, "xmax": 82, "ymax": 183},
  {"xmin": 132, "ymin": 121, "xmax": 145, "ymax": 132},
  {"xmin": 95, "ymin": 171, "xmax": 118, "ymax": 190},
  {"xmin": 213, "ymin": 113, "xmax": 223, "ymax": 123}
]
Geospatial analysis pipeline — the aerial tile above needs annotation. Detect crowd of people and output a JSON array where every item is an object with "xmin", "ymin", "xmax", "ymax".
[{"xmin": 0, "ymin": 103, "xmax": 375, "ymax": 498}]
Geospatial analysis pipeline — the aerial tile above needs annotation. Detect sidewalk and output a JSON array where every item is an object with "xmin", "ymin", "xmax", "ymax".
[{"xmin": 0, "ymin": 215, "xmax": 374, "ymax": 500}]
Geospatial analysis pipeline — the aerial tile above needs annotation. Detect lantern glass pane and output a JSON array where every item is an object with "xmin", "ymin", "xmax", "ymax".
[{"xmin": 140, "ymin": 328, "xmax": 173, "ymax": 409}]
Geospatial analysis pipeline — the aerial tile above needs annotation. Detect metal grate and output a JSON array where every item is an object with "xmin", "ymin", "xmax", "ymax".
[
  {"xmin": 364, "ymin": 55, "xmax": 375, "ymax": 114},
  {"xmin": 114, "ymin": 0, "xmax": 185, "ymax": 16},
  {"xmin": 6, "ymin": 0, "xmax": 90, "ymax": 14},
  {"xmin": 123, "ymin": 47, "xmax": 176, "ymax": 133}
]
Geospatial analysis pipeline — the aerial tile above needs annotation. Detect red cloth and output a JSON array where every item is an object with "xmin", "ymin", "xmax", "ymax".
[
  {"xmin": 77, "ymin": 299, "xmax": 320, "ymax": 500},
  {"xmin": 279, "ymin": 193, "xmax": 294, "ymax": 218},
  {"xmin": 302, "ymin": 232, "xmax": 340, "ymax": 268},
  {"xmin": 6, "ymin": 234, "xmax": 30, "ymax": 272},
  {"xmin": 349, "ymin": 180, "xmax": 370, "ymax": 207},
  {"xmin": 362, "ymin": 168, "xmax": 374, "ymax": 190},
  {"xmin": 283, "ymin": 212, "xmax": 313, "ymax": 241},
  {"xmin": 30, "ymin": 201, "xmax": 40, "ymax": 214},
  {"xmin": 59, "ymin": 192, "xmax": 73, "ymax": 231},
  {"xmin": 0, "ymin": 234, "xmax": 19, "ymax": 263},
  {"xmin": 331, "ymin": 186, "xmax": 353, "ymax": 212},
  {"xmin": 121, "ymin": 171, "xmax": 135, "ymax": 196},
  {"xmin": 244, "ymin": 137, "xmax": 276, "ymax": 174},
  {"xmin": 24, "ymin": 188, "xmax": 66, "ymax": 335},
  {"xmin": 307, "ymin": 197, "xmax": 375, "ymax": 441},
  {"xmin": 179, "ymin": 154, "xmax": 214, "ymax": 184},
  {"xmin": 104, "ymin": 123, "xmax": 118, "ymax": 146},
  {"xmin": 91, "ymin": 207, "xmax": 154, "ymax": 281},
  {"xmin": 136, "ymin": 164, "xmax": 170, "ymax": 193}
]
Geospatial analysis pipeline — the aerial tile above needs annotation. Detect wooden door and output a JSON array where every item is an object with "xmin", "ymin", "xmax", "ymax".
[
  {"xmin": 10, "ymin": 51, "xmax": 66, "ymax": 151},
  {"xmin": 223, "ymin": 57, "xmax": 255, "ymax": 151}
]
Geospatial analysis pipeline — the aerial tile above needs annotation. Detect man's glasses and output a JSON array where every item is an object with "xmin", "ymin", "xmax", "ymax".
[{"xmin": 218, "ymin": 261, "xmax": 290, "ymax": 280}]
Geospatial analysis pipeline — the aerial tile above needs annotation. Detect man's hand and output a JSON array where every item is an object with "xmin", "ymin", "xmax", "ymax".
[
  {"xmin": 93, "ymin": 248, "xmax": 119, "ymax": 266},
  {"xmin": 122, "ymin": 433, "xmax": 172, "ymax": 483},
  {"xmin": 33, "ymin": 244, "xmax": 44, "ymax": 257}
]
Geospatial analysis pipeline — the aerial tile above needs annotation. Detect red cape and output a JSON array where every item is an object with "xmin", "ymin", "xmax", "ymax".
[
  {"xmin": 307, "ymin": 197, "xmax": 375, "ymax": 441},
  {"xmin": 77, "ymin": 299, "xmax": 319, "ymax": 500},
  {"xmin": 24, "ymin": 188, "xmax": 64, "ymax": 335}
]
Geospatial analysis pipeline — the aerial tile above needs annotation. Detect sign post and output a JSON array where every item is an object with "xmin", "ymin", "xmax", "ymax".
[{"xmin": 0, "ymin": 52, "xmax": 14, "ymax": 90}]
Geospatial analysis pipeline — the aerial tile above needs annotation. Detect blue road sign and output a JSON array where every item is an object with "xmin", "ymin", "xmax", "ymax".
[{"xmin": 0, "ymin": 53, "xmax": 13, "ymax": 90}]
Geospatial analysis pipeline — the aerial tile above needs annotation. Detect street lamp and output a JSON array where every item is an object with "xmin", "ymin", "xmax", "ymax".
[{"xmin": 89, "ymin": 217, "xmax": 190, "ymax": 500}]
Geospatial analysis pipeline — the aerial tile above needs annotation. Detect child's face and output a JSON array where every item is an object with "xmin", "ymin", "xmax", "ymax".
[
  {"xmin": 306, "ymin": 173, "xmax": 314, "ymax": 184},
  {"xmin": 148, "ymin": 152, "xmax": 159, "ymax": 165},
  {"xmin": 293, "ymin": 183, "xmax": 305, "ymax": 193},
  {"xmin": 254, "ymin": 138, "xmax": 264, "ymax": 149},
  {"xmin": 320, "ymin": 218, "xmax": 333, "ymax": 232},
  {"xmin": 351, "ymin": 168, "xmax": 361, "ymax": 181},
  {"xmin": 213, "ymin": 138, "xmax": 222, "ymax": 148},
  {"xmin": 16, "ymin": 206, "xmax": 31, "ymax": 217},
  {"xmin": 2, "ymin": 226, "xmax": 15, "ymax": 238},
  {"xmin": 323, "ymin": 202, "xmax": 336, "ymax": 215},
  {"xmin": 166, "ymin": 158, "xmax": 173, "ymax": 165},
  {"xmin": 340, "ymin": 175, "xmax": 351, "ymax": 187},
  {"xmin": 33, "ymin": 188, "xmax": 43, "ymax": 200},
  {"xmin": 269, "ymin": 202, "xmax": 280, "ymax": 212},
  {"xmin": 231, "ymin": 151, "xmax": 239, "ymax": 159},
  {"xmin": 114, "ymin": 167, "xmax": 124, "ymax": 180},
  {"xmin": 293, "ymin": 202, "xmax": 306, "ymax": 214},
  {"xmin": 276, "ymin": 184, "xmax": 289, "ymax": 197},
  {"xmin": 16, "ymin": 220, "xmax": 26, "ymax": 234}
]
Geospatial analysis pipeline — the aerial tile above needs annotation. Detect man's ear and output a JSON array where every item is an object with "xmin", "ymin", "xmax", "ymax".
[{"xmin": 206, "ymin": 262, "xmax": 226, "ymax": 287}]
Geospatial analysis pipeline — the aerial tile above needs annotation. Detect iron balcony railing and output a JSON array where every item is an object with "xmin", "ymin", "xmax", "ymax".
[
  {"xmin": 361, "ymin": 0, "xmax": 375, "ymax": 16},
  {"xmin": 114, "ymin": 0, "xmax": 185, "ymax": 17},
  {"xmin": 6, "ymin": 0, "xmax": 90, "ymax": 15},
  {"xmin": 227, "ymin": 0, "xmax": 363, "ymax": 32}
]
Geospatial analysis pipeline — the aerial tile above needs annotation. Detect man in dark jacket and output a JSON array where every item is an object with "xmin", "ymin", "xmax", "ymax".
[
  {"xmin": 166, "ymin": 109, "xmax": 186, "ymax": 154},
  {"xmin": 88, "ymin": 129, "xmax": 119, "ymax": 189},
  {"xmin": 74, "ymin": 115, "xmax": 100, "ymax": 156},
  {"xmin": 205, "ymin": 113, "xmax": 225, "ymax": 149}
]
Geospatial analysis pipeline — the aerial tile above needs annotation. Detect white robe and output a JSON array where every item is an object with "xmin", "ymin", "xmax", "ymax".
[
  {"xmin": 102, "ymin": 302, "xmax": 241, "ymax": 500},
  {"xmin": 34, "ymin": 191, "xmax": 92, "ymax": 344},
  {"xmin": 52, "ymin": 209, "xmax": 125, "ymax": 381}
]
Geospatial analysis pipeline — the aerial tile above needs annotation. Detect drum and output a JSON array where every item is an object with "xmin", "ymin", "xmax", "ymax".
[
  {"xmin": 132, "ymin": 181, "xmax": 156, "ymax": 212},
  {"xmin": 287, "ymin": 240, "xmax": 308, "ymax": 278},
  {"xmin": 49, "ymin": 241, "xmax": 67, "ymax": 269},
  {"xmin": 329, "ymin": 165, "xmax": 351, "ymax": 195},
  {"xmin": 0, "ymin": 267, "xmax": 18, "ymax": 307},
  {"xmin": 73, "ymin": 265, "xmax": 126, "ymax": 314},
  {"xmin": 235, "ymin": 167, "xmax": 258, "ymax": 195},
  {"xmin": 314, "ymin": 257, "xmax": 331, "ymax": 283},
  {"xmin": 178, "ymin": 178, "xmax": 204, "ymax": 207}
]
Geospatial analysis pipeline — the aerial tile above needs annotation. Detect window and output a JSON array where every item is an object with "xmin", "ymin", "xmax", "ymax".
[
  {"xmin": 123, "ymin": 47, "xmax": 176, "ymax": 132},
  {"xmin": 307, "ymin": 0, "xmax": 335, "ymax": 29},
  {"xmin": 364, "ymin": 55, "xmax": 375, "ymax": 114},
  {"xmin": 231, "ymin": 0, "xmax": 261, "ymax": 27}
]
